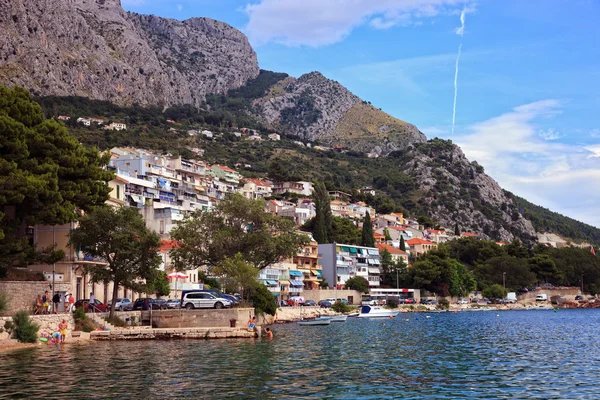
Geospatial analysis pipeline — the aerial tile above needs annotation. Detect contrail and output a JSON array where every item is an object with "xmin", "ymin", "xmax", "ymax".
[{"xmin": 452, "ymin": 8, "xmax": 467, "ymax": 135}]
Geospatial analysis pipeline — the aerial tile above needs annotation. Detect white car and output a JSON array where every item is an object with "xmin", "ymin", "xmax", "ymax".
[
  {"xmin": 182, "ymin": 291, "xmax": 232, "ymax": 309},
  {"xmin": 108, "ymin": 298, "xmax": 133, "ymax": 311},
  {"xmin": 457, "ymin": 298, "xmax": 468, "ymax": 304}
]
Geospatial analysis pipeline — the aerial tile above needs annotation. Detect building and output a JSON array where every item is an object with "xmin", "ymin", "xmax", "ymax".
[
  {"xmin": 291, "ymin": 238, "xmax": 322, "ymax": 290},
  {"xmin": 104, "ymin": 122, "xmax": 127, "ymax": 131},
  {"xmin": 461, "ymin": 232, "xmax": 480, "ymax": 239},
  {"xmin": 210, "ymin": 165, "xmax": 240, "ymax": 186},
  {"xmin": 425, "ymin": 229, "xmax": 449, "ymax": 244},
  {"xmin": 406, "ymin": 238, "xmax": 437, "ymax": 257},
  {"xmin": 272, "ymin": 181, "xmax": 314, "ymax": 196},
  {"xmin": 77, "ymin": 117, "xmax": 91, "ymax": 126},
  {"xmin": 242, "ymin": 178, "xmax": 272, "ymax": 199},
  {"xmin": 268, "ymin": 133, "xmax": 280, "ymax": 141},
  {"xmin": 319, "ymin": 243, "xmax": 381, "ymax": 289},
  {"xmin": 57, "ymin": 115, "xmax": 70, "ymax": 121},
  {"xmin": 376, "ymin": 243, "xmax": 409, "ymax": 264}
]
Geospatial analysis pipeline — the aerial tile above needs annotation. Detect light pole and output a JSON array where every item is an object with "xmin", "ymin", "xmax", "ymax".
[
  {"xmin": 503, "ymin": 272, "xmax": 506, "ymax": 295},
  {"xmin": 396, "ymin": 267, "xmax": 399, "ymax": 290},
  {"xmin": 581, "ymin": 274, "xmax": 584, "ymax": 294}
]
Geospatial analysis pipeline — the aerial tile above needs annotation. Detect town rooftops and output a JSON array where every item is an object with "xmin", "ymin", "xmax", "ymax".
[
  {"xmin": 406, "ymin": 238, "xmax": 436, "ymax": 245},
  {"xmin": 246, "ymin": 178, "xmax": 271, "ymax": 187},
  {"xmin": 376, "ymin": 243, "xmax": 408, "ymax": 255},
  {"xmin": 212, "ymin": 164, "xmax": 237, "ymax": 173},
  {"xmin": 461, "ymin": 232, "xmax": 479, "ymax": 237},
  {"xmin": 160, "ymin": 240, "xmax": 180, "ymax": 252}
]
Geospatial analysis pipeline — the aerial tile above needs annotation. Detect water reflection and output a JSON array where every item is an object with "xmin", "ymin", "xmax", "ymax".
[{"xmin": 1, "ymin": 310, "xmax": 599, "ymax": 399}]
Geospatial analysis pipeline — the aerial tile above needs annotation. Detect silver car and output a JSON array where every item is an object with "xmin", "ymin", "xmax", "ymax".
[
  {"xmin": 182, "ymin": 292, "xmax": 232, "ymax": 309},
  {"xmin": 108, "ymin": 298, "xmax": 133, "ymax": 311}
]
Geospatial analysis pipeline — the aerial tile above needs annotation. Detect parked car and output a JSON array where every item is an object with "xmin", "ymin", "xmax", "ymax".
[
  {"xmin": 166, "ymin": 298, "xmax": 181, "ymax": 309},
  {"xmin": 535, "ymin": 294, "xmax": 548, "ymax": 302},
  {"xmin": 302, "ymin": 300, "xmax": 317, "ymax": 307},
  {"xmin": 186, "ymin": 289, "xmax": 239, "ymax": 306},
  {"xmin": 132, "ymin": 298, "xmax": 167, "ymax": 311},
  {"xmin": 181, "ymin": 291, "xmax": 232, "ymax": 309},
  {"xmin": 154, "ymin": 299, "xmax": 168, "ymax": 310},
  {"xmin": 457, "ymin": 298, "xmax": 468, "ymax": 305},
  {"xmin": 477, "ymin": 298, "xmax": 491, "ymax": 305},
  {"xmin": 420, "ymin": 298, "xmax": 436, "ymax": 305},
  {"xmin": 404, "ymin": 298, "xmax": 416, "ymax": 304},
  {"xmin": 575, "ymin": 295, "xmax": 584, "ymax": 301},
  {"xmin": 319, "ymin": 300, "xmax": 332, "ymax": 308},
  {"xmin": 336, "ymin": 298, "xmax": 349, "ymax": 305},
  {"xmin": 74, "ymin": 299, "xmax": 109, "ymax": 313},
  {"xmin": 107, "ymin": 298, "xmax": 133, "ymax": 311}
]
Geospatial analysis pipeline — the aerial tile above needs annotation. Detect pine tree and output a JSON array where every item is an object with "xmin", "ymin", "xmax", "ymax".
[
  {"xmin": 312, "ymin": 181, "xmax": 332, "ymax": 243},
  {"xmin": 399, "ymin": 235, "xmax": 406, "ymax": 251},
  {"xmin": 384, "ymin": 229, "xmax": 392, "ymax": 241},
  {"xmin": 361, "ymin": 211, "xmax": 375, "ymax": 247},
  {"xmin": 454, "ymin": 222, "xmax": 460, "ymax": 236}
]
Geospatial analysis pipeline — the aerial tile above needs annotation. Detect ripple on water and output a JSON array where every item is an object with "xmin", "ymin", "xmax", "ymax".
[{"xmin": 1, "ymin": 310, "xmax": 600, "ymax": 399}]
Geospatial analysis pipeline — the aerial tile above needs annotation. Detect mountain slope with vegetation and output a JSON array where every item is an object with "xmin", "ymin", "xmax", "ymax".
[{"xmin": 33, "ymin": 94, "xmax": 600, "ymax": 246}]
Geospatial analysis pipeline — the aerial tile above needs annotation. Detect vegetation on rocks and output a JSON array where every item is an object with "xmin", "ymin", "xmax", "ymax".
[{"xmin": 12, "ymin": 310, "xmax": 39, "ymax": 343}]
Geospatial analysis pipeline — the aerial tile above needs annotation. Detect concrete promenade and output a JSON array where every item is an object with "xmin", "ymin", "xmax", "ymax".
[{"xmin": 90, "ymin": 326, "xmax": 260, "ymax": 340}]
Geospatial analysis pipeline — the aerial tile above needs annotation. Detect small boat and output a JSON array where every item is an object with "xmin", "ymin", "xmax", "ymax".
[
  {"xmin": 347, "ymin": 312, "xmax": 359, "ymax": 317},
  {"xmin": 298, "ymin": 319, "xmax": 331, "ymax": 326},
  {"xmin": 330, "ymin": 315, "xmax": 348, "ymax": 322},
  {"xmin": 357, "ymin": 305, "xmax": 399, "ymax": 318}
]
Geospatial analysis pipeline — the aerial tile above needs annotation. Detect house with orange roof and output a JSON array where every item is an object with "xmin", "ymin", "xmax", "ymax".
[
  {"xmin": 376, "ymin": 243, "xmax": 409, "ymax": 263},
  {"xmin": 242, "ymin": 178, "xmax": 272, "ymax": 200},
  {"xmin": 406, "ymin": 238, "xmax": 437, "ymax": 257},
  {"xmin": 425, "ymin": 228, "xmax": 449, "ymax": 244},
  {"xmin": 210, "ymin": 164, "xmax": 240, "ymax": 185},
  {"xmin": 461, "ymin": 232, "xmax": 479, "ymax": 238},
  {"xmin": 373, "ymin": 232, "xmax": 386, "ymax": 244}
]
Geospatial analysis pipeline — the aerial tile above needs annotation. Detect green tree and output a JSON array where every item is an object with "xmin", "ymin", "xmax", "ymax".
[
  {"xmin": 0, "ymin": 86, "xmax": 112, "ymax": 269},
  {"xmin": 482, "ymin": 284, "xmax": 506, "ymax": 300},
  {"xmin": 312, "ymin": 181, "xmax": 332, "ymax": 244},
  {"xmin": 454, "ymin": 222, "xmax": 460, "ymax": 236},
  {"xmin": 170, "ymin": 194, "xmax": 308, "ymax": 271},
  {"xmin": 384, "ymin": 229, "xmax": 392, "ymax": 241},
  {"xmin": 344, "ymin": 276, "xmax": 369, "ymax": 293},
  {"xmin": 399, "ymin": 236, "xmax": 406, "ymax": 251},
  {"xmin": 212, "ymin": 253, "xmax": 259, "ymax": 303},
  {"xmin": 379, "ymin": 249, "xmax": 394, "ymax": 287},
  {"xmin": 449, "ymin": 260, "xmax": 477, "ymax": 298},
  {"xmin": 473, "ymin": 255, "xmax": 536, "ymax": 291},
  {"xmin": 250, "ymin": 283, "xmax": 277, "ymax": 316},
  {"xmin": 529, "ymin": 254, "xmax": 562, "ymax": 284},
  {"xmin": 198, "ymin": 270, "xmax": 221, "ymax": 290},
  {"xmin": 331, "ymin": 217, "xmax": 361, "ymax": 245},
  {"xmin": 361, "ymin": 211, "xmax": 375, "ymax": 247},
  {"xmin": 69, "ymin": 206, "xmax": 162, "ymax": 318},
  {"xmin": 148, "ymin": 270, "xmax": 171, "ymax": 298},
  {"xmin": 12, "ymin": 310, "xmax": 39, "ymax": 343}
]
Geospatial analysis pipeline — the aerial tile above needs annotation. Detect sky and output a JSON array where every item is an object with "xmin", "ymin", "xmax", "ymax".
[{"xmin": 122, "ymin": 0, "xmax": 600, "ymax": 228}]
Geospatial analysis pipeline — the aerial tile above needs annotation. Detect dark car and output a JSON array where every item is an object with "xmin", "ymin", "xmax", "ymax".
[
  {"xmin": 74, "ymin": 299, "xmax": 109, "ymax": 313},
  {"xmin": 319, "ymin": 300, "xmax": 332, "ymax": 308},
  {"xmin": 166, "ymin": 298, "xmax": 181, "ymax": 309},
  {"xmin": 133, "ymin": 298, "xmax": 166, "ymax": 311},
  {"xmin": 575, "ymin": 295, "xmax": 584, "ymax": 301},
  {"xmin": 302, "ymin": 300, "xmax": 317, "ymax": 307}
]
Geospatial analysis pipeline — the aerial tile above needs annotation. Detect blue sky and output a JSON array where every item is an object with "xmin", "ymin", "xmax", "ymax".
[{"xmin": 123, "ymin": 0, "xmax": 600, "ymax": 229}]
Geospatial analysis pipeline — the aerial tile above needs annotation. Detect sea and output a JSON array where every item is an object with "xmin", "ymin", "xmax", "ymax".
[{"xmin": 1, "ymin": 309, "xmax": 599, "ymax": 399}]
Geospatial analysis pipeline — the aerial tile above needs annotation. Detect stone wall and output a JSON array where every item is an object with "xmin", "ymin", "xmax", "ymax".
[
  {"xmin": 301, "ymin": 289, "xmax": 363, "ymax": 305},
  {"xmin": 0, "ymin": 281, "xmax": 73, "ymax": 316},
  {"xmin": 519, "ymin": 288, "xmax": 581, "ymax": 302},
  {"xmin": 0, "ymin": 314, "xmax": 75, "ymax": 337},
  {"xmin": 143, "ymin": 308, "xmax": 255, "ymax": 328}
]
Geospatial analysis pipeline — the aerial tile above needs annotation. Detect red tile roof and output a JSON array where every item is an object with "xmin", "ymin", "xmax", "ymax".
[
  {"xmin": 376, "ymin": 243, "xmax": 408, "ymax": 255},
  {"xmin": 461, "ymin": 232, "xmax": 479, "ymax": 237},
  {"xmin": 246, "ymin": 178, "xmax": 271, "ymax": 187},
  {"xmin": 427, "ymin": 229, "xmax": 446, "ymax": 234},
  {"xmin": 373, "ymin": 232, "xmax": 385, "ymax": 238},
  {"xmin": 213, "ymin": 164, "xmax": 237, "ymax": 173},
  {"xmin": 160, "ymin": 240, "xmax": 180, "ymax": 252},
  {"xmin": 406, "ymin": 238, "xmax": 436, "ymax": 245}
]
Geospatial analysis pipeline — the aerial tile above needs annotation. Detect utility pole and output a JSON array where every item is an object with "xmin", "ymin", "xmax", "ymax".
[
  {"xmin": 503, "ymin": 272, "xmax": 506, "ymax": 295},
  {"xmin": 581, "ymin": 274, "xmax": 584, "ymax": 294}
]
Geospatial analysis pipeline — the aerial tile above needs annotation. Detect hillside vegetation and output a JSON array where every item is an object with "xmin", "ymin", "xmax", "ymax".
[{"xmin": 35, "ymin": 94, "xmax": 600, "ymax": 247}]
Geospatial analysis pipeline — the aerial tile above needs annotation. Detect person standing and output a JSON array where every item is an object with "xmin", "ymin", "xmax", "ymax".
[
  {"xmin": 52, "ymin": 292, "xmax": 60, "ymax": 313},
  {"xmin": 58, "ymin": 319, "xmax": 68, "ymax": 343},
  {"xmin": 35, "ymin": 295, "xmax": 42, "ymax": 315},
  {"xmin": 42, "ymin": 291, "xmax": 50, "ymax": 314},
  {"xmin": 69, "ymin": 293, "xmax": 75, "ymax": 312},
  {"xmin": 89, "ymin": 292, "xmax": 95, "ymax": 312}
]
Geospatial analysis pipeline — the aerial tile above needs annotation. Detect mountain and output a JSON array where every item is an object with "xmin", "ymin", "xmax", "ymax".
[
  {"xmin": 0, "ymin": 0, "xmax": 258, "ymax": 107},
  {"xmin": 2, "ymin": 0, "xmax": 599, "ymax": 244}
]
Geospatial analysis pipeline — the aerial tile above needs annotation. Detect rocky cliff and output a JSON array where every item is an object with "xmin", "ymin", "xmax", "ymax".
[
  {"xmin": 252, "ymin": 71, "xmax": 427, "ymax": 154},
  {"xmin": 0, "ymin": 0, "xmax": 258, "ymax": 107}
]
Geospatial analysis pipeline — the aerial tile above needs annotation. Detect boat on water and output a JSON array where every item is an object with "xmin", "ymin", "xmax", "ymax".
[
  {"xmin": 357, "ymin": 305, "xmax": 399, "ymax": 318},
  {"xmin": 298, "ymin": 319, "xmax": 331, "ymax": 326},
  {"xmin": 347, "ymin": 312, "xmax": 360, "ymax": 317},
  {"xmin": 461, "ymin": 307, "xmax": 498, "ymax": 312}
]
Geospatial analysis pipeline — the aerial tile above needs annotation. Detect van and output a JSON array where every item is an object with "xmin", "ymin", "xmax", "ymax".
[
  {"xmin": 535, "ymin": 294, "xmax": 548, "ymax": 302},
  {"xmin": 181, "ymin": 290, "xmax": 232, "ymax": 309}
]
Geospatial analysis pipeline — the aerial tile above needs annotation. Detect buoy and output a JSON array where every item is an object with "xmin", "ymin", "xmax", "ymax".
[
  {"xmin": 405, "ymin": 319, "xmax": 409, "ymax": 322},
  {"xmin": 426, "ymin": 316, "xmax": 431, "ymax": 319},
  {"xmin": 496, "ymin": 314, "xmax": 499, "ymax": 317}
]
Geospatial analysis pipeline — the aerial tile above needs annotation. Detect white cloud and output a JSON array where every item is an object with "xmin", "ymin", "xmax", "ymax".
[
  {"xmin": 591, "ymin": 128, "xmax": 600, "ymax": 138},
  {"xmin": 243, "ymin": 0, "xmax": 469, "ymax": 47},
  {"xmin": 450, "ymin": 100, "xmax": 600, "ymax": 228},
  {"xmin": 421, "ymin": 126, "xmax": 450, "ymax": 136},
  {"xmin": 538, "ymin": 128, "xmax": 564, "ymax": 140},
  {"xmin": 177, "ymin": 4, "xmax": 183, "ymax": 11}
]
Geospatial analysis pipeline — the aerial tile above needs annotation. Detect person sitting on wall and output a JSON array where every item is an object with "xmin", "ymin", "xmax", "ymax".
[{"xmin": 248, "ymin": 316, "xmax": 256, "ymax": 329}]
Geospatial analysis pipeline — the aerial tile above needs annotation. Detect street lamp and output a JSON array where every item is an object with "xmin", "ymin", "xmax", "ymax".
[
  {"xmin": 503, "ymin": 272, "xmax": 506, "ymax": 294},
  {"xmin": 581, "ymin": 274, "xmax": 584, "ymax": 294}
]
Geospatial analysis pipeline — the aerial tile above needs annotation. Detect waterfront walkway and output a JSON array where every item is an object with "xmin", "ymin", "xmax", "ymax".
[{"xmin": 90, "ymin": 326, "xmax": 259, "ymax": 340}]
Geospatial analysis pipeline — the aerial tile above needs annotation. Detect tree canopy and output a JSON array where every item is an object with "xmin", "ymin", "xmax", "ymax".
[
  {"xmin": 312, "ymin": 181, "xmax": 332, "ymax": 244},
  {"xmin": 68, "ymin": 206, "xmax": 162, "ymax": 318},
  {"xmin": 170, "ymin": 194, "xmax": 308, "ymax": 270},
  {"xmin": 344, "ymin": 276, "xmax": 369, "ymax": 293},
  {"xmin": 0, "ymin": 85, "xmax": 112, "ymax": 270}
]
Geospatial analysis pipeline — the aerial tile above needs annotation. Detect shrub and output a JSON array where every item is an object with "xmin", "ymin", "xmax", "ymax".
[
  {"xmin": 104, "ymin": 315, "xmax": 127, "ymax": 328},
  {"xmin": 331, "ymin": 301, "xmax": 351, "ymax": 313},
  {"xmin": 437, "ymin": 298, "xmax": 450, "ymax": 310},
  {"xmin": 73, "ymin": 307, "xmax": 96, "ymax": 332},
  {"xmin": 250, "ymin": 284, "xmax": 277, "ymax": 316},
  {"xmin": 386, "ymin": 299, "xmax": 398, "ymax": 309},
  {"xmin": 12, "ymin": 310, "xmax": 39, "ymax": 343}
]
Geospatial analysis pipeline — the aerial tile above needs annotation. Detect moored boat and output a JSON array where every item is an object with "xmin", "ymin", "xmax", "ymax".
[
  {"xmin": 298, "ymin": 319, "xmax": 331, "ymax": 326},
  {"xmin": 357, "ymin": 305, "xmax": 399, "ymax": 318},
  {"xmin": 330, "ymin": 315, "xmax": 348, "ymax": 322}
]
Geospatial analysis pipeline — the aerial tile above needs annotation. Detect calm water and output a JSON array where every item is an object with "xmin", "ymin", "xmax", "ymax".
[{"xmin": 1, "ymin": 309, "xmax": 599, "ymax": 399}]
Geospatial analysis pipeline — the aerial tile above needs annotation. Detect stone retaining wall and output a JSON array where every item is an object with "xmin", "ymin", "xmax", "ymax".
[
  {"xmin": 142, "ymin": 308, "xmax": 255, "ymax": 328},
  {"xmin": 90, "ymin": 327, "xmax": 259, "ymax": 340},
  {"xmin": 301, "ymin": 289, "xmax": 363, "ymax": 305},
  {"xmin": 0, "ymin": 314, "xmax": 75, "ymax": 336},
  {"xmin": 0, "ymin": 281, "xmax": 73, "ymax": 316}
]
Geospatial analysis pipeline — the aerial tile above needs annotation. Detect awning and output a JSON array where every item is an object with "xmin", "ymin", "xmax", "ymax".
[
  {"xmin": 367, "ymin": 259, "xmax": 375, "ymax": 264},
  {"xmin": 279, "ymin": 280, "xmax": 291, "ymax": 285},
  {"xmin": 349, "ymin": 247, "xmax": 358, "ymax": 253},
  {"xmin": 368, "ymin": 249, "xmax": 379, "ymax": 255},
  {"xmin": 265, "ymin": 280, "xmax": 278, "ymax": 286},
  {"xmin": 129, "ymin": 194, "xmax": 142, "ymax": 204},
  {"xmin": 371, "ymin": 259, "xmax": 381, "ymax": 265},
  {"xmin": 341, "ymin": 246, "xmax": 350, "ymax": 252},
  {"xmin": 289, "ymin": 270, "xmax": 303, "ymax": 277},
  {"xmin": 272, "ymin": 292, "xmax": 280, "ymax": 297},
  {"xmin": 290, "ymin": 280, "xmax": 304, "ymax": 286},
  {"xmin": 368, "ymin": 268, "xmax": 381, "ymax": 274},
  {"xmin": 311, "ymin": 269, "xmax": 322, "ymax": 278}
]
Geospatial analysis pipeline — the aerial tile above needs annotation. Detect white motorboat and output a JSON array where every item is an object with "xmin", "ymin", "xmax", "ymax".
[
  {"xmin": 330, "ymin": 315, "xmax": 348, "ymax": 322},
  {"xmin": 357, "ymin": 305, "xmax": 399, "ymax": 318},
  {"xmin": 298, "ymin": 318, "xmax": 331, "ymax": 326}
]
